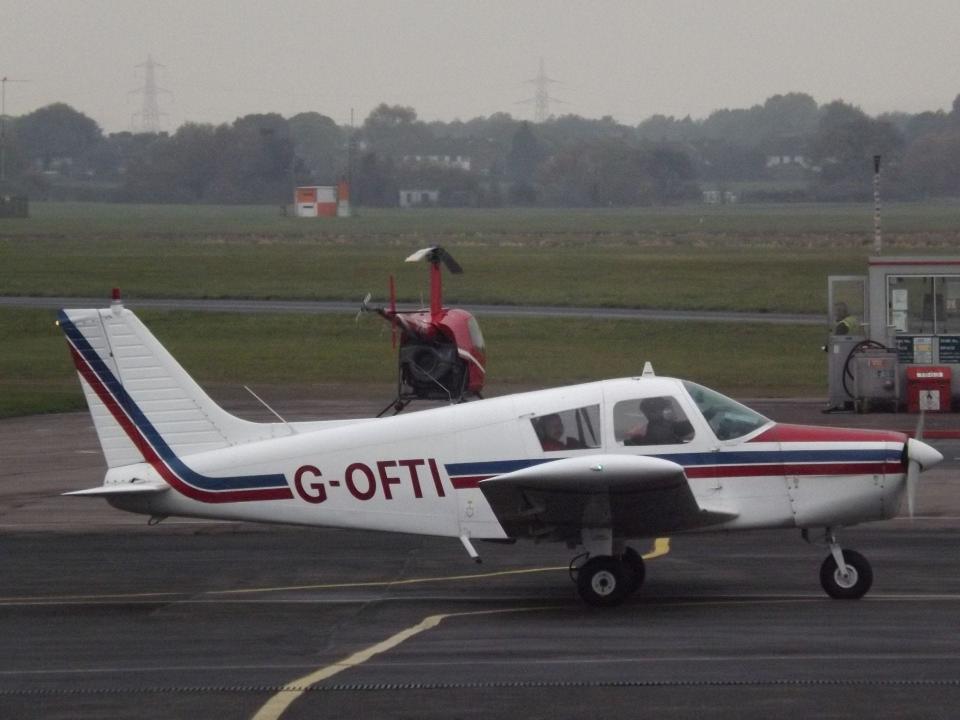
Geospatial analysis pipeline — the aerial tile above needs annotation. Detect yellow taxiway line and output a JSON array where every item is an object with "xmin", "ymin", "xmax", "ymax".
[
  {"xmin": 217, "ymin": 537, "xmax": 672, "ymax": 597},
  {"xmin": 251, "ymin": 607, "xmax": 556, "ymax": 720},
  {"xmin": 0, "ymin": 538, "xmax": 671, "ymax": 606},
  {"xmin": 250, "ymin": 538, "xmax": 671, "ymax": 720}
]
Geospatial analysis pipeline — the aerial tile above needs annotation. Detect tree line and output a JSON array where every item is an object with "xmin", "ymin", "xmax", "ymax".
[{"xmin": 2, "ymin": 91, "xmax": 960, "ymax": 206}]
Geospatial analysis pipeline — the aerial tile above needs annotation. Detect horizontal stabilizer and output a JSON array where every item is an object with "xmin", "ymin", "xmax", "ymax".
[
  {"xmin": 479, "ymin": 454, "xmax": 733, "ymax": 540},
  {"xmin": 63, "ymin": 481, "xmax": 169, "ymax": 498}
]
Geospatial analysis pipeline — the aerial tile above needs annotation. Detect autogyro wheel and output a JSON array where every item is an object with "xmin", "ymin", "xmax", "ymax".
[
  {"xmin": 576, "ymin": 556, "xmax": 628, "ymax": 607},
  {"xmin": 819, "ymin": 548, "xmax": 873, "ymax": 599}
]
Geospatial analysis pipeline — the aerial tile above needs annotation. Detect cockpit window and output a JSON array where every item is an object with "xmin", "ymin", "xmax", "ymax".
[
  {"xmin": 532, "ymin": 405, "xmax": 601, "ymax": 451},
  {"xmin": 682, "ymin": 381, "xmax": 769, "ymax": 440},
  {"xmin": 614, "ymin": 396, "xmax": 695, "ymax": 446}
]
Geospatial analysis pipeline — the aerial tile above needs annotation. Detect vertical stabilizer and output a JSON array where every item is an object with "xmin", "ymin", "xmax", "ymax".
[{"xmin": 59, "ymin": 306, "xmax": 285, "ymax": 469}]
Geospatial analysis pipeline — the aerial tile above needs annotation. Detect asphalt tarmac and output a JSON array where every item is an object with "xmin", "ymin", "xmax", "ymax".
[{"xmin": 1, "ymin": 400, "xmax": 958, "ymax": 720}]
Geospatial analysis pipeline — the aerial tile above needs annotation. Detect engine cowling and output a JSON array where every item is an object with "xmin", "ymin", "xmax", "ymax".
[{"xmin": 399, "ymin": 341, "xmax": 467, "ymax": 400}]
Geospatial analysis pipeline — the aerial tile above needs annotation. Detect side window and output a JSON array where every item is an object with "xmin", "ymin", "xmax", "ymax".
[
  {"xmin": 614, "ymin": 396, "xmax": 695, "ymax": 446},
  {"xmin": 532, "ymin": 405, "xmax": 601, "ymax": 452}
]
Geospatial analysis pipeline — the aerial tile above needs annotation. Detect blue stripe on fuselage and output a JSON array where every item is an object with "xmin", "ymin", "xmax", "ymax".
[{"xmin": 445, "ymin": 447, "xmax": 900, "ymax": 478}]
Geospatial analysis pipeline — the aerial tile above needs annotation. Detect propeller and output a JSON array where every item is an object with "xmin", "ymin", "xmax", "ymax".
[
  {"xmin": 405, "ymin": 246, "xmax": 463, "ymax": 274},
  {"xmin": 903, "ymin": 410, "xmax": 944, "ymax": 518},
  {"xmin": 357, "ymin": 274, "xmax": 403, "ymax": 349},
  {"xmin": 356, "ymin": 292, "xmax": 372, "ymax": 324},
  {"xmin": 909, "ymin": 411, "xmax": 924, "ymax": 517}
]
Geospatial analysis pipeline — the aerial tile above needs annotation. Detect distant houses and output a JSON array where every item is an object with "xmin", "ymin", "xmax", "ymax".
[
  {"xmin": 401, "ymin": 153, "xmax": 472, "ymax": 172},
  {"xmin": 399, "ymin": 189, "xmax": 440, "ymax": 208}
]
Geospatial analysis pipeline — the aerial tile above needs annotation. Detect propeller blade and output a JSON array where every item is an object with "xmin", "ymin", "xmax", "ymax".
[
  {"xmin": 904, "ymin": 435, "xmax": 944, "ymax": 519},
  {"xmin": 437, "ymin": 247, "xmax": 463, "ymax": 275},
  {"xmin": 405, "ymin": 247, "xmax": 436, "ymax": 263},
  {"xmin": 907, "ymin": 458, "xmax": 919, "ymax": 518},
  {"xmin": 404, "ymin": 246, "xmax": 463, "ymax": 274},
  {"xmin": 906, "ymin": 411, "xmax": 926, "ymax": 518},
  {"xmin": 356, "ymin": 292, "xmax": 373, "ymax": 324}
]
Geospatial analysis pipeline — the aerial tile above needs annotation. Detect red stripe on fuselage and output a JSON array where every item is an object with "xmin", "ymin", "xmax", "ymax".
[
  {"xmin": 751, "ymin": 423, "xmax": 906, "ymax": 444},
  {"xmin": 450, "ymin": 476, "xmax": 486, "ymax": 489},
  {"xmin": 686, "ymin": 461, "xmax": 901, "ymax": 479},
  {"xmin": 68, "ymin": 344, "xmax": 292, "ymax": 504}
]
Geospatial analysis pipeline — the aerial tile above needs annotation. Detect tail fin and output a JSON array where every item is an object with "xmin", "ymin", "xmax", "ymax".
[{"xmin": 59, "ymin": 303, "xmax": 278, "ymax": 469}]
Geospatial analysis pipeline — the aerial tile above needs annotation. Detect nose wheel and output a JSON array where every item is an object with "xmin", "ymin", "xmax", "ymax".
[{"xmin": 820, "ymin": 547, "xmax": 873, "ymax": 599}]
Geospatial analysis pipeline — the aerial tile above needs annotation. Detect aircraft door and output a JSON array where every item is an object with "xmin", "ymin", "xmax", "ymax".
[
  {"xmin": 827, "ymin": 275, "xmax": 868, "ymax": 410},
  {"xmin": 680, "ymin": 380, "xmax": 790, "ymax": 520}
]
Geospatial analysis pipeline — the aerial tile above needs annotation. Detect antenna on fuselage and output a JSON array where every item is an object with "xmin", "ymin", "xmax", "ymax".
[
  {"xmin": 642, "ymin": 362, "xmax": 656, "ymax": 377},
  {"xmin": 244, "ymin": 385, "xmax": 296, "ymax": 434}
]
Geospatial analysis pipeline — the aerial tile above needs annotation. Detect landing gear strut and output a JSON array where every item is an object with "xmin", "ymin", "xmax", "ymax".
[
  {"xmin": 807, "ymin": 529, "xmax": 873, "ymax": 600},
  {"xmin": 573, "ymin": 547, "xmax": 646, "ymax": 608}
]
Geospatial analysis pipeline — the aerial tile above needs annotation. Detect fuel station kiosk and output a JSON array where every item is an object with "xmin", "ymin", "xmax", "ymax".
[{"xmin": 828, "ymin": 257, "xmax": 960, "ymax": 412}]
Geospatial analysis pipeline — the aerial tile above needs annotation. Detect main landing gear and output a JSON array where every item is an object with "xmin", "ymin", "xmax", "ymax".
[
  {"xmin": 571, "ymin": 547, "xmax": 646, "ymax": 608},
  {"xmin": 805, "ymin": 528, "xmax": 874, "ymax": 600}
]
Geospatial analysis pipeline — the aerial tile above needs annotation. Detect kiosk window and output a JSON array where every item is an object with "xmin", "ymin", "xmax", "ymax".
[
  {"xmin": 532, "ymin": 405, "xmax": 601, "ymax": 451},
  {"xmin": 614, "ymin": 396, "xmax": 695, "ymax": 446},
  {"xmin": 888, "ymin": 275, "xmax": 960, "ymax": 335}
]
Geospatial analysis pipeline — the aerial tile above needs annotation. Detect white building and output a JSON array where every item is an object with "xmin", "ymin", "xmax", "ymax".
[
  {"xmin": 402, "ymin": 154, "xmax": 472, "ymax": 172},
  {"xmin": 399, "ymin": 189, "xmax": 440, "ymax": 208}
]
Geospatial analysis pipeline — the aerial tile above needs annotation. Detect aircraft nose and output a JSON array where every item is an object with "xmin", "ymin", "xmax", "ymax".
[{"xmin": 907, "ymin": 438, "xmax": 944, "ymax": 471}]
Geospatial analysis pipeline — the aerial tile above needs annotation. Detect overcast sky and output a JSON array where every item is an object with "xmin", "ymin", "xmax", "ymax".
[{"xmin": 3, "ymin": 0, "xmax": 960, "ymax": 133}]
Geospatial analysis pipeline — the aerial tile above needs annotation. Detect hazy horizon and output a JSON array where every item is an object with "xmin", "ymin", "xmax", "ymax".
[{"xmin": 3, "ymin": 0, "xmax": 960, "ymax": 133}]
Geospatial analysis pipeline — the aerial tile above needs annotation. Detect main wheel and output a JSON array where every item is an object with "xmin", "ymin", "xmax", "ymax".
[
  {"xmin": 820, "ymin": 549, "xmax": 873, "ymax": 599},
  {"xmin": 576, "ymin": 556, "xmax": 628, "ymax": 607},
  {"xmin": 621, "ymin": 547, "xmax": 646, "ymax": 595}
]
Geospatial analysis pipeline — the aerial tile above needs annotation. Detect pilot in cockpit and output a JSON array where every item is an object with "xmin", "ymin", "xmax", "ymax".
[
  {"xmin": 538, "ymin": 413, "xmax": 568, "ymax": 451},
  {"xmin": 624, "ymin": 397, "xmax": 694, "ymax": 446}
]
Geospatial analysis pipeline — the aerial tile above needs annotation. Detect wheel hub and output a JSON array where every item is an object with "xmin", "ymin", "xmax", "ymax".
[
  {"xmin": 833, "ymin": 565, "xmax": 859, "ymax": 589},
  {"xmin": 591, "ymin": 570, "xmax": 617, "ymax": 596}
]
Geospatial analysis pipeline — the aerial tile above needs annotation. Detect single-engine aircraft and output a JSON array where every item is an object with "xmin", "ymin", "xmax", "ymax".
[
  {"xmin": 361, "ymin": 246, "xmax": 485, "ymax": 415},
  {"xmin": 58, "ymin": 296, "xmax": 943, "ymax": 607}
]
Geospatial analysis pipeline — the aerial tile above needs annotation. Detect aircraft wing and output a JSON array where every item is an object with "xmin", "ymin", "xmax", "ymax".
[{"xmin": 478, "ymin": 454, "xmax": 736, "ymax": 541}]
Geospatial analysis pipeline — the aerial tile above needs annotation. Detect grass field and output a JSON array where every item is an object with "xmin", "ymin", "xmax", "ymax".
[
  {"xmin": 0, "ymin": 307, "xmax": 825, "ymax": 419},
  {"xmin": 2, "ymin": 239, "xmax": 868, "ymax": 313},
  {"xmin": 3, "ymin": 202, "xmax": 958, "ymax": 315},
  {"xmin": 1, "ymin": 201, "xmax": 955, "ymax": 417},
  {"xmin": 3, "ymin": 200, "xmax": 960, "ymax": 237}
]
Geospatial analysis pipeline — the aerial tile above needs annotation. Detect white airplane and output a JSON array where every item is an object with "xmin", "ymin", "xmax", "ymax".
[{"xmin": 58, "ymin": 296, "xmax": 943, "ymax": 607}]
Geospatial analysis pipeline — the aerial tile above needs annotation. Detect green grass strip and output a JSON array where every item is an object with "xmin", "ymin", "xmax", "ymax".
[{"xmin": 0, "ymin": 308, "xmax": 825, "ymax": 419}]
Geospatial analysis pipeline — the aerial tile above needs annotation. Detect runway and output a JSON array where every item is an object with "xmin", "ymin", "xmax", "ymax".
[{"xmin": 1, "ymin": 407, "xmax": 959, "ymax": 719}]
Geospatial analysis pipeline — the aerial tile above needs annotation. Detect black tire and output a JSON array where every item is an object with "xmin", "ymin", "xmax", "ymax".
[
  {"xmin": 576, "ymin": 556, "xmax": 628, "ymax": 608},
  {"xmin": 621, "ymin": 547, "xmax": 646, "ymax": 595},
  {"xmin": 820, "ymin": 549, "xmax": 873, "ymax": 599}
]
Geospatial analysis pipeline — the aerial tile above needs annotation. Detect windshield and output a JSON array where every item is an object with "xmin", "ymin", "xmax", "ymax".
[
  {"xmin": 681, "ymin": 381, "xmax": 770, "ymax": 441},
  {"xmin": 467, "ymin": 316, "xmax": 486, "ymax": 352}
]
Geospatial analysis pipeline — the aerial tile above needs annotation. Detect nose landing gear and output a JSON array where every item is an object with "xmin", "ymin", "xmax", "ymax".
[{"xmin": 805, "ymin": 528, "xmax": 874, "ymax": 600}]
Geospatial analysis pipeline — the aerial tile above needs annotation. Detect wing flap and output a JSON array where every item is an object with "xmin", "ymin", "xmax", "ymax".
[{"xmin": 479, "ymin": 454, "xmax": 735, "ymax": 540}]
